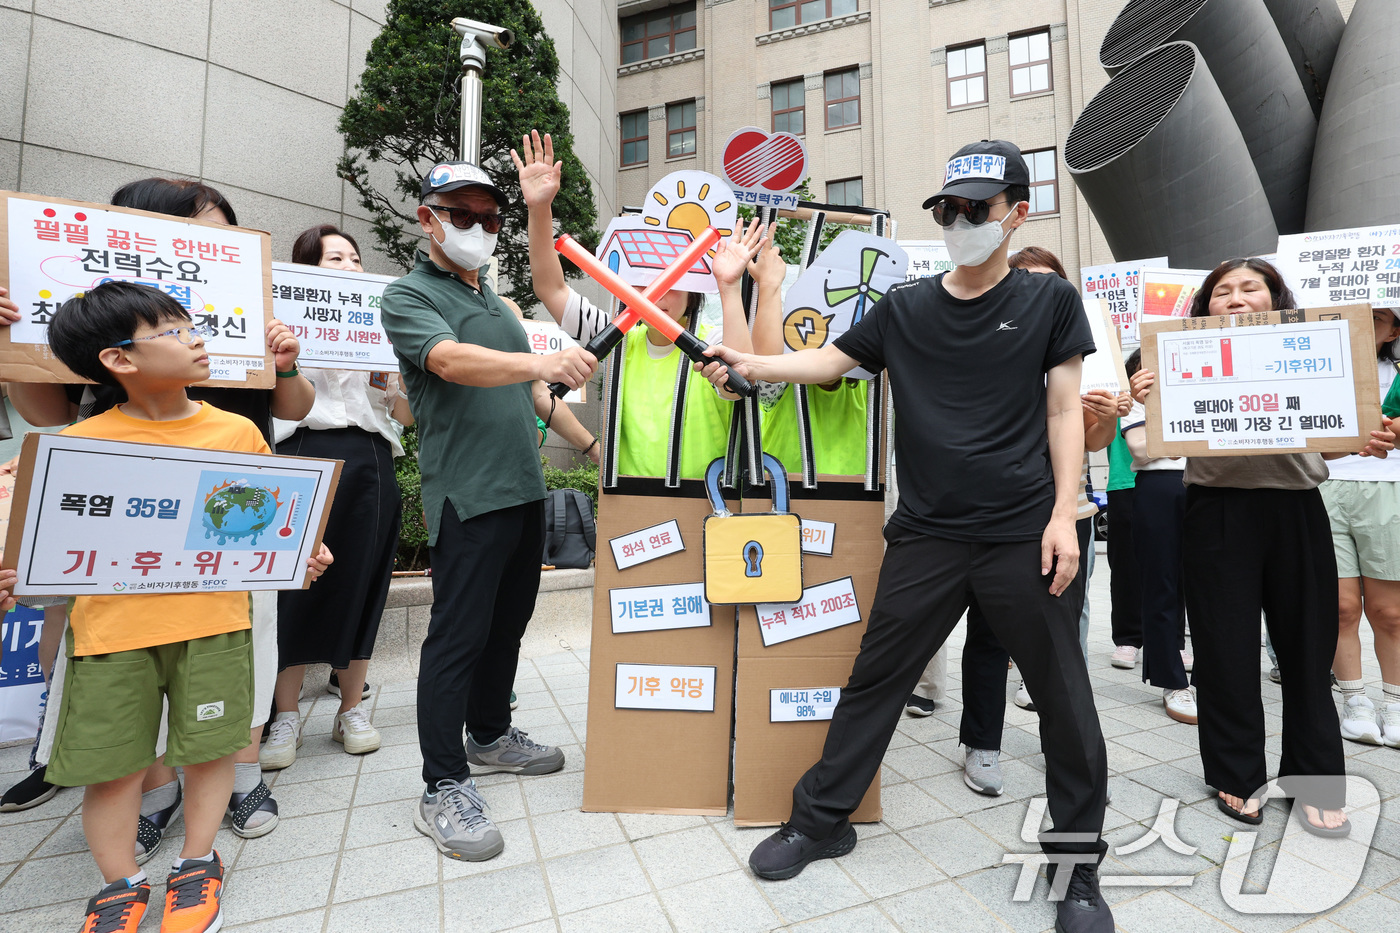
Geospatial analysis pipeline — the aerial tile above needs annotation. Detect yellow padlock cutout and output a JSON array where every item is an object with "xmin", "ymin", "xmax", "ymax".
[{"xmin": 703, "ymin": 454, "xmax": 803, "ymax": 605}]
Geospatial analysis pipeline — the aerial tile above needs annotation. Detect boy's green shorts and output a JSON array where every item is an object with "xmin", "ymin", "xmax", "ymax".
[{"xmin": 47, "ymin": 629, "xmax": 253, "ymax": 787}]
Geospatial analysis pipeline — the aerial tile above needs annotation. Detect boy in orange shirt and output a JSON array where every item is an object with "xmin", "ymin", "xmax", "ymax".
[{"xmin": 41, "ymin": 281, "xmax": 331, "ymax": 933}]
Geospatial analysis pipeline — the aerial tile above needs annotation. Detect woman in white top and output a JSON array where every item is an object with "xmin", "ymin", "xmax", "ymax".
[
  {"xmin": 262, "ymin": 226, "xmax": 413, "ymax": 769},
  {"xmin": 1324, "ymin": 307, "xmax": 1400, "ymax": 746}
]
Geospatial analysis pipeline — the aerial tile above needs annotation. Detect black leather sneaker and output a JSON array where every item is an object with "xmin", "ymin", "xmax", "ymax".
[
  {"xmin": 1050, "ymin": 859, "xmax": 1114, "ymax": 933},
  {"xmin": 748, "ymin": 820, "xmax": 857, "ymax": 880}
]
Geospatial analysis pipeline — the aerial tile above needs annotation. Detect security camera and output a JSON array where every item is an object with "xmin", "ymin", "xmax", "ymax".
[{"xmin": 451, "ymin": 18, "xmax": 514, "ymax": 50}]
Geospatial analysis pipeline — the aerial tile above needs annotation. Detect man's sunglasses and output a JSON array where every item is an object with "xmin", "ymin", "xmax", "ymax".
[
  {"xmin": 928, "ymin": 197, "xmax": 1009, "ymax": 228},
  {"xmin": 429, "ymin": 205, "xmax": 504, "ymax": 234}
]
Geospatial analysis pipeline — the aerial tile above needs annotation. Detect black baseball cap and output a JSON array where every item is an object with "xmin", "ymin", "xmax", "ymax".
[
  {"xmin": 420, "ymin": 161, "xmax": 508, "ymax": 207},
  {"xmin": 921, "ymin": 140, "xmax": 1030, "ymax": 208}
]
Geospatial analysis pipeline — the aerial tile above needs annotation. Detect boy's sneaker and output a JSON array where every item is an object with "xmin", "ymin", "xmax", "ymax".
[
  {"xmin": 1163, "ymin": 688, "xmax": 1198, "ymax": 725},
  {"xmin": 905, "ymin": 694, "xmax": 937, "ymax": 717},
  {"xmin": 0, "ymin": 766, "xmax": 57, "ymax": 812},
  {"xmin": 1380, "ymin": 703, "xmax": 1400, "ymax": 748},
  {"xmin": 1110, "ymin": 645, "xmax": 1137, "ymax": 669},
  {"xmin": 333, "ymin": 706, "xmax": 381, "ymax": 754},
  {"xmin": 1014, "ymin": 680, "xmax": 1036, "ymax": 712},
  {"xmin": 259, "ymin": 711, "xmax": 301, "ymax": 770},
  {"xmin": 1340, "ymin": 695, "xmax": 1383, "ymax": 745},
  {"xmin": 328, "ymin": 671, "xmax": 372, "ymax": 700},
  {"xmin": 466, "ymin": 726, "xmax": 565, "ymax": 775},
  {"xmin": 162, "ymin": 852, "xmax": 223, "ymax": 933},
  {"xmin": 414, "ymin": 779, "xmax": 504, "ymax": 861},
  {"xmin": 963, "ymin": 747, "xmax": 1004, "ymax": 796},
  {"xmin": 80, "ymin": 878, "xmax": 149, "ymax": 933}
]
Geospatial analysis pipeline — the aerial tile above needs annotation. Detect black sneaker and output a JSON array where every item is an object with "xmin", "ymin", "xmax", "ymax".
[
  {"xmin": 0, "ymin": 766, "xmax": 57, "ymax": 812},
  {"xmin": 904, "ymin": 694, "xmax": 937, "ymax": 717},
  {"xmin": 1049, "ymin": 860, "xmax": 1113, "ymax": 933},
  {"xmin": 748, "ymin": 821, "xmax": 857, "ymax": 880},
  {"xmin": 328, "ymin": 671, "xmax": 372, "ymax": 700}
]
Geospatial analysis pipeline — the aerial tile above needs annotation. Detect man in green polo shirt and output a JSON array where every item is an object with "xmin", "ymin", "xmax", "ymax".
[{"xmin": 381, "ymin": 161, "xmax": 597, "ymax": 863}]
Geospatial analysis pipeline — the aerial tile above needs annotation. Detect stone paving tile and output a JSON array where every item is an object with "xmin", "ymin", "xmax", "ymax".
[
  {"xmin": 557, "ymin": 892, "xmax": 673, "ymax": 933},
  {"xmin": 761, "ymin": 857, "xmax": 869, "ymax": 924},
  {"xmin": 882, "ymin": 878, "xmax": 1020, "ymax": 933},
  {"xmin": 325, "ymin": 886, "xmax": 441, "ymax": 933},
  {"xmin": 661, "ymin": 869, "xmax": 781, "ymax": 933},
  {"xmin": 786, "ymin": 902, "xmax": 902, "ymax": 932},
  {"xmin": 543, "ymin": 842, "xmax": 650, "ymax": 914},
  {"xmin": 633, "ymin": 824, "xmax": 741, "ymax": 889}
]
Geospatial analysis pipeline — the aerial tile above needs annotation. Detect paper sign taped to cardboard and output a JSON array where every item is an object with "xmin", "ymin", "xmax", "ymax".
[
  {"xmin": 799, "ymin": 519, "xmax": 835, "ymax": 556},
  {"xmin": 1080, "ymin": 299, "xmax": 1130, "ymax": 396},
  {"xmin": 756, "ymin": 576, "xmax": 861, "ymax": 647},
  {"xmin": 1274, "ymin": 224, "xmax": 1400, "ymax": 309},
  {"xmin": 1080, "ymin": 257, "xmax": 1167, "ymax": 344},
  {"xmin": 1140, "ymin": 267, "xmax": 1210, "ymax": 321},
  {"xmin": 609, "ymin": 519, "xmax": 684, "ymax": 570},
  {"xmin": 2, "ymin": 433, "xmax": 340, "ymax": 594},
  {"xmin": 1141, "ymin": 306, "xmax": 1379, "ymax": 457},
  {"xmin": 520, "ymin": 318, "xmax": 584, "ymax": 403},
  {"xmin": 609, "ymin": 581, "xmax": 710, "ymax": 633},
  {"xmin": 770, "ymin": 687, "xmax": 841, "ymax": 722},
  {"xmin": 271, "ymin": 262, "xmax": 397, "ymax": 371},
  {"xmin": 615, "ymin": 663, "xmax": 716, "ymax": 712}
]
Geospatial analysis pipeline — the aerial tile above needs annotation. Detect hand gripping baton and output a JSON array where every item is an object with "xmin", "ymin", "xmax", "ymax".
[{"xmin": 548, "ymin": 229, "xmax": 755, "ymax": 399}]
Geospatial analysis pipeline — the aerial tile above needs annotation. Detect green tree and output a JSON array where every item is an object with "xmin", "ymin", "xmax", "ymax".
[{"xmin": 338, "ymin": 0, "xmax": 598, "ymax": 304}]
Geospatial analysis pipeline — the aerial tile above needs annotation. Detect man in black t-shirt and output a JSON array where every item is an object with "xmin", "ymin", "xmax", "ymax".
[{"xmin": 701, "ymin": 141, "xmax": 1111, "ymax": 933}]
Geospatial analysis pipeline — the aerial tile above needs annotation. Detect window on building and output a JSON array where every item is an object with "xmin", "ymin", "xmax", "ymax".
[
  {"xmin": 824, "ymin": 68, "xmax": 860, "ymax": 130},
  {"xmin": 667, "ymin": 100, "xmax": 697, "ymax": 158},
  {"xmin": 827, "ymin": 178, "xmax": 863, "ymax": 207},
  {"xmin": 946, "ymin": 42, "xmax": 987, "ymax": 109},
  {"xmin": 1026, "ymin": 148, "xmax": 1059, "ymax": 214},
  {"xmin": 621, "ymin": 2, "xmax": 697, "ymax": 64},
  {"xmin": 1009, "ymin": 30, "xmax": 1052, "ymax": 97},
  {"xmin": 769, "ymin": 0, "xmax": 858, "ymax": 31},
  {"xmin": 771, "ymin": 79, "xmax": 805, "ymax": 135},
  {"xmin": 620, "ymin": 111, "xmax": 649, "ymax": 167}
]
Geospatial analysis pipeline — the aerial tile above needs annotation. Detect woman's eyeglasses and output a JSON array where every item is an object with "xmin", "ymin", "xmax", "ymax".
[
  {"xmin": 109, "ymin": 323, "xmax": 217, "ymax": 348},
  {"xmin": 430, "ymin": 206, "xmax": 504, "ymax": 234},
  {"xmin": 929, "ymin": 197, "xmax": 1009, "ymax": 228}
]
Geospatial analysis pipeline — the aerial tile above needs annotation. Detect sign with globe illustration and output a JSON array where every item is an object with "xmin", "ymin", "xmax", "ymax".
[{"xmin": 186, "ymin": 471, "xmax": 317, "ymax": 551}]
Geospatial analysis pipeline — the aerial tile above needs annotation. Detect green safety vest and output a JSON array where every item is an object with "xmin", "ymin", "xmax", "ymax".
[
  {"xmin": 761, "ymin": 379, "xmax": 868, "ymax": 476},
  {"xmin": 617, "ymin": 325, "xmax": 733, "ymax": 479},
  {"xmin": 1383, "ymin": 361, "xmax": 1400, "ymax": 419}
]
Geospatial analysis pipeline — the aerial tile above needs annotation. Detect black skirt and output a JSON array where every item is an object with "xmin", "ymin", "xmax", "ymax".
[{"xmin": 276, "ymin": 426, "xmax": 402, "ymax": 669}]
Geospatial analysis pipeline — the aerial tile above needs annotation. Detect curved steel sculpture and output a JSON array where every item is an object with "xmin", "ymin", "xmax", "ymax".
[
  {"xmin": 1305, "ymin": 0, "xmax": 1400, "ymax": 230},
  {"xmin": 1260, "ymin": 0, "xmax": 1345, "ymax": 114},
  {"xmin": 1099, "ymin": 0, "xmax": 1316, "ymax": 234},
  {"xmin": 1066, "ymin": 42, "xmax": 1279, "ymax": 268}
]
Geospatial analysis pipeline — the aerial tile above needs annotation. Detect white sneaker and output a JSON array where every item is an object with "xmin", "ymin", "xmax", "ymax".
[
  {"xmin": 1380, "ymin": 702, "xmax": 1400, "ymax": 749},
  {"xmin": 1013, "ymin": 680, "xmax": 1036, "ymax": 711},
  {"xmin": 1180, "ymin": 648, "xmax": 1194, "ymax": 672},
  {"xmin": 1340, "ymin": 694, "xmax": 1383, "ymax": 745},
  {"xmin": 333, "ymin": 706, "xmax": 382, "ymax": 755},
  {"xmin": 259, "ymin": 711, "xmax": 301, "ymax": 770},
  {"xmin": 1163, "ymin": 688, "xmax": 1198, "ymax": 725},
  {"xmin": 1110, "ymin": 645, "xmax": 1138, "ymax": 669}
]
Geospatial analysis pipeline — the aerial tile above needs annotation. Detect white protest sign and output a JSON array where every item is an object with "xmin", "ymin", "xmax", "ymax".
[
  {"xmin": 608, "ymin": 581, "xmax": 710, "ymax": 634},
  {"xmin": 1141, "ymin": 267, "xmax": 1210, "ymax": 321},
  {"xmin": 0, "ymin": 192, "xmax": 272, "ymax": 386},
  {"xmin": 781, "ymin": 231, "xmax": 909, "ymax": 379},
  {"xmin": 1080, "ymin": 300, "xmax": 1130, "ymax": 396},
  {"xmin": 3, "ymin": 433, "xmax": 339, "ymax": 595},
  {"xmin": 521, "ymin": 318, "xmax": 583, "ymax": 403},
  {"xmin": 271, "ymin": 262, "xmax": 397, "ymax": 371},
  {"xmin": 770, "ymin": 687, "xmax": 841, "ymax": 722},
  {"xmin": 615, "ymin": 663, "xmax": 716, "ymax": 712},
  {"xmin": 799, "ymin": 519, "xmax": 835, "ymax": 556},
  {"xmin": 608, "ymin": 519, "xmax": 684, "ymax": 570},
  {"xmin": 899, "ymin": 240, "xmax": 953, "ymax": 281},
  {"xmin": 1274, "ymin": 224, "xmax": 1400, "ymax": 308},
  {"xmin": 0, "ymin": 606, "xmax": 46, "ymax": 742},
  {"xmin": 756, "ymin": 575, "xmax": 861, "ymax": 647},
  {"xmin": 1080, "ymin": 256, "xmax": 1167, "ymax": 344}
]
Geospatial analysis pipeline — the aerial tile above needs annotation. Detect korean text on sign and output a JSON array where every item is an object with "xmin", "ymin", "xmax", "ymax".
[
  {"xmin": 756, "ymin": 576, "xmax": 861, "ymax": 647},
  {"xmin": 614, "ymin": 663, "xmax": 716, "ymax": 712},
  {"xmin": 609, "ymin": 519, "xmax": 685, "ymax": 570},
  {"xmin": 609, "ymin": 581, "xmax": 710, "ymax": 634},
  {"xmin": 770, "ymin": 687, "xmax": 842, "ymax": 722},
  {"xmin": 1275, "ymin": 224, "xmax": 1400, "ymax": 308},
  {"xmin": 270, "ymin": 262, "xmax": 398, "ymax": 371},
  {"xmin": 1080, "ymin": 257, "xmax": 1166, "ymax": 345},
  {"xmin": 799, "ymin": 519, "xmax": 835, "ymax": 556}
]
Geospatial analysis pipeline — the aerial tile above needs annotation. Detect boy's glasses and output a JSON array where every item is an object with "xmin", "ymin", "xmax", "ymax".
[
  {"xmin": 929, "ymin": 197, "xmax": 1009, "ymax": 228},
  {"xmin": 109, "ymin": 323, "xmax": 217, "ymax": 348},
  {"xmin": 429, "ymin": 206, "xmax": 504, "ymax": 234}
]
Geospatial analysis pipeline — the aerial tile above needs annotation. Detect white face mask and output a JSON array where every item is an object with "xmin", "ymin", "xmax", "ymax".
[
  {"xmin": 432, "ymin": 216, "xmax": 497, "ymax": 271},
  {"xmin": 943, "ymin": 202, "xmax": 1021, "ymax": 268}
]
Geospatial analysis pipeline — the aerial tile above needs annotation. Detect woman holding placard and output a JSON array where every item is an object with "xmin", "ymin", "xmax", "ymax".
[
  {"xmin": 1323, "ymin": 307, "xmax": 1400, "ymax": 747},
  {"xmin": 1131, "ymin": 258, "xmax": 1394, "ymax": 837},
  {"xmin": 262, "ymin": 225, "xmax": 413, "ymax": 769}
]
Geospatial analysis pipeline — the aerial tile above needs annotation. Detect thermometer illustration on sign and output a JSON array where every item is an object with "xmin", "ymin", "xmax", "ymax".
[{"xmin": 277, "ymin": 493, "xmax": 299, "ymax": 538}]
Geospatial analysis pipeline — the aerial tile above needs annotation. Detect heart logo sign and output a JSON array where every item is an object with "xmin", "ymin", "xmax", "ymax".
[{"xmin": 722, "ymin": 127, "xmax": 807, "ymax": 209}]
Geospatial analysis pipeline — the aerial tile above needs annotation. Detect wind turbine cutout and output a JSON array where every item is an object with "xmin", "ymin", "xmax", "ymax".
[{"xmin": 823, "ymin": 247, "xmax": 890, "ymax": 327}]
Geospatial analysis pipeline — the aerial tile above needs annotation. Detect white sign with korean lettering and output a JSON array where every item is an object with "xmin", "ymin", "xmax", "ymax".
[
  {"xmin": 799, "ymin": 519, "xmax": 835, "ymax": 556},
  {"xmin": 3, "ymin": 433, "xmax": 339, "ymax": 595},
  {"xmin": 899, "ymin": 241, "xmax": 954, "ymax": 281},
  {"xmin": 1154, "ymin": 320, "xmax": 1357, "ymax": 451},
  {"xmin": 1274, "ymin": 224, "xmax": 1400, "ymax": 308},
  {"xmin": 609, "ymin": 519, "xmax": 684, "ymax": 570},
  {"xmin": 270, "ymin": 263, "xmax": 397, "ymax": 371},
  {"xmin": 614, "ymin": 663, "xmax": 716, "ymax": 712},
  {"xmin": 770, "ymin": 687, "xmax": 841, "ymax": 722},
  {"xmin": 609, "ymin": 581, "xmax": 710, "ymax": 634},
  {"xmin": 520, "ymin": 319, "xmax": 583, "ymax": 403},
  {"xmin": 756, "ymin": 575, "xmax": 861, "ymax": 647},
  {"xmin": 1079, "ymin": 257, "xmax": 1167, "ymax": 345}
]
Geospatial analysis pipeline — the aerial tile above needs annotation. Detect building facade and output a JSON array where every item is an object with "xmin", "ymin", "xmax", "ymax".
[{"xmin": 612, "ymin": 0, "xmax": 1358, "ymax": 282}]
